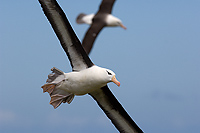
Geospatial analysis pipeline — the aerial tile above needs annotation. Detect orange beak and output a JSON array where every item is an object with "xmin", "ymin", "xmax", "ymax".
[
  {"xmin": 112, "ymin": 75, "xmax": 120, "ymax": 87},
  {"xmin": 120, "ymin": 23, "xmax": 127, "ymax": 30}
]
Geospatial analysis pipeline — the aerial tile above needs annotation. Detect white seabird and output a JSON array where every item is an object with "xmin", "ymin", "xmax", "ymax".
[
  {"xmin": 38, "ymin": 0, "xmax": 143, "ymax": 132},
  {"xmin": 42, "ymin": 66, "xmax": 120, "ymax": 108},
  {"xmin": 76, "ymin": 0, "xmax": 126, "ymax": 54}
]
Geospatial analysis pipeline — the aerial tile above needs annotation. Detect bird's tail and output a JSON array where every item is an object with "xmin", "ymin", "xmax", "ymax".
[
  {"xmin": 41, "ymin": 67, "xmax": 75, "ymax": 109},
  {"xmin": 76, "ymin": 13, "xmax": 86, "ymax": 24}
]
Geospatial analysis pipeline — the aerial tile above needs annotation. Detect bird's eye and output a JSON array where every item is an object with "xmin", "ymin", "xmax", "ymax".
[{"xmin": 106, "ymin": 70, "xmax": 112, "ymax": 75}]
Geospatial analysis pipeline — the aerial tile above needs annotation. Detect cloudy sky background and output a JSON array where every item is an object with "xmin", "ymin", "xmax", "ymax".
[{"xmin": 1, "ymin": 0, "xmax": 200, "ymax": 133}]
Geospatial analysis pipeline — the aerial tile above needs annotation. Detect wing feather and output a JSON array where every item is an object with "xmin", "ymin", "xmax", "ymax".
[
  {"xmin": 98, "ymin": 0, "xmax": 116, "ymax": 14},
  {"xmin": 82, "ymin": 21, "xmax": 106, "ymax": 54},
  {"xmin": 89, "ymin": 86, "xmax": 143, "ymax": 133},
  {"xmin": 38, "ymin": 0, "xmax": 93, "ymax": 71}
]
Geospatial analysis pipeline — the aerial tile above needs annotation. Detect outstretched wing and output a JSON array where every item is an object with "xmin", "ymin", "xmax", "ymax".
[
  {"xmin": 97, "ymin": 0, "xmax": 116, "ymax": 14},
  {"xmin": 81, "ymin": 0, "xmax": 116, "ymax": 55},
  {"xmin": 39, "ymin": 0, "xmax": 143, "ymax": 132},
  {"xmin": 38, "ymin": 0, "xmax": 93, "ymax": 71},
  {"xmin": 89, "ymin": 85, "xmax": 143, "ymax": 133},
  {"xmin": 82, "ymin": 20, "xmax": 106, "ymax": 54}
]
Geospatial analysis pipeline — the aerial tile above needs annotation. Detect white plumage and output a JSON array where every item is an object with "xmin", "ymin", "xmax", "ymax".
[{"xmin": 42, "ymin": 66, "xmax": 120, "ymax": 108}]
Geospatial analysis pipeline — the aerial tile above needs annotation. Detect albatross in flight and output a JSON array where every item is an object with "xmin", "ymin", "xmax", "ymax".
[
  {"xmin": 76, "ymin": 0, "xmax": 126, "ymax": 54},
  {"xmin": 38, "ymin": 0, "xmax": 143, "ymax": 132}
]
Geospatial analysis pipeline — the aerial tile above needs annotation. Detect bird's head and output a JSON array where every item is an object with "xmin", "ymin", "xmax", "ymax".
[
  {"xmin": 106, "ymin": 15, "xmax": 127, "ymax": 30},
  {"xmin": 84, "ymin": 66, "xmax": 120, "ymax": 87},
  {"xmin": 104, "ymin": 69, "xmax": 120, "ymax": 87}
]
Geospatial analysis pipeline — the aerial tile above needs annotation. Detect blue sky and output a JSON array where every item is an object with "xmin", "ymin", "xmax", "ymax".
[{"xmin": 1, "ymin": 0, "xmax": 200, "ymax": 132}]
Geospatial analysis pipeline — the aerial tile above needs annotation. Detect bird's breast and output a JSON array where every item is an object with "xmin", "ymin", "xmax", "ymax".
[{"xmin": 59, "ymin": 72, "xmax": 106, "ymax": 95}]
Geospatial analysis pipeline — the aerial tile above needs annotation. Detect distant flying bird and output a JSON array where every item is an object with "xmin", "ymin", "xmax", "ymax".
[
  {"xmin": 76, "ymin": 0, "xmax": 127, "ymax": 55},
  {"xmin": 38, "ymin": 0, "xmax": 143, "ymax": 132}
]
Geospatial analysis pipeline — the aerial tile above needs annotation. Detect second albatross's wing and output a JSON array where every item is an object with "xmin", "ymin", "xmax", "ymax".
[
  {"xmin": 82, "ymin": 20, "xmax": 106, "ymax": 54},
  {"xmin": 97, "ymin": 0, "xmax": 116, "ymax": 14}
]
